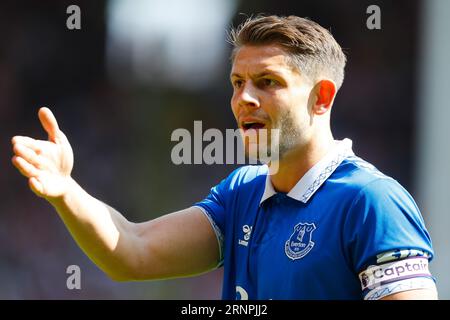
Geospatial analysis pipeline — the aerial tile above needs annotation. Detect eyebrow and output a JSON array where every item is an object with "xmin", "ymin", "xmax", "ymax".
[{"xmin": 230, "ymin": 70, "xmax": 284, "ymax": 79}]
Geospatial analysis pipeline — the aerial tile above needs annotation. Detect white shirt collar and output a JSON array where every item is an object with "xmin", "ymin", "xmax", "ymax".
[{"xmin": 259, "ymin": 138, "xmax": 354, "ymax": 205}]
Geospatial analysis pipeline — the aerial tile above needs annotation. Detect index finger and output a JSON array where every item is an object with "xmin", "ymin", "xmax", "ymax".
[{"xmin": 11, "ymin": 136, "xmax": 44, "ymax": 152}]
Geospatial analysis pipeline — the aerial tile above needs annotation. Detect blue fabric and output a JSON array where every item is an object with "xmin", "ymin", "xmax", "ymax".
[{"xmin": 195, "ymin": 156, "xmax": 434, "ymax": 300}]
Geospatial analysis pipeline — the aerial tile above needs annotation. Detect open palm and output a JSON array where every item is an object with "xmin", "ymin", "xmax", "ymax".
[{"xmin": 11, "ymin": 107, "xmax": 74, "ymax": 199}]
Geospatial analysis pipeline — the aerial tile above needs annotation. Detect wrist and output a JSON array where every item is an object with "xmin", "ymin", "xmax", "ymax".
[{"xmin": 47, "ymin": 176, "xmax": 79, "ymax": 207}]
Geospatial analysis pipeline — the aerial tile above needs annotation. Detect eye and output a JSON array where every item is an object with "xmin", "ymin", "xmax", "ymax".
[
  {"xmin": 258, "ymin": 78, "xmax": 278, "ymax": 88},
  {"xmin": 232, "ymin": 79, "xmax": 244, "ymax": 89}
]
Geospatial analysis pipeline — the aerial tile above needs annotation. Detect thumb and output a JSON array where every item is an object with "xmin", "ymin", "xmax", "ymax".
[{"xmin": 38, "ymin": 107, "xmax": 62, "ymax": 143}]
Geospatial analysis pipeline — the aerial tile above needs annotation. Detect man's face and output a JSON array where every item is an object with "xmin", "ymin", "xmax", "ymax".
[{"xmin": 230, "ymin": 45, "xmax": 315, "ymax": 160}]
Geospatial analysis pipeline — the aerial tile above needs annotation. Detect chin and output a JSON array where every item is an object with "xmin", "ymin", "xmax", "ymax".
[{"xmin": 245, "ymin": 142, "xmax": 278, "ymax": 164}]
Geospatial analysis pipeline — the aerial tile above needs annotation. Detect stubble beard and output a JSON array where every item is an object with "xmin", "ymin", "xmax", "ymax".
[
  {"xmin": 273, "ymin": 108, "xmax": 307, "ymax": 161},
  {"xmin": 239, "ymin": 108, "xmax": 308, "ymax": 163}
]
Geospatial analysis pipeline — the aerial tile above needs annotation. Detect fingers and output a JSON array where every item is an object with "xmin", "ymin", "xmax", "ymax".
[
  {"xmin": 11, "ymin": 156, "xmax": 40, "ymax": 178},
  {"xmin": 28, "ymin": 177, "xmax": 44, "ymax": 196},
  {"xmin": 12, "ymin": 156, "xmax": 45, "ymax": 197},
  {"xmin": 12, "ymin": 155, "xmax": 45, "ymax": 197},
  {"xmin": 12, "ymin": 143, "xmax": 50, "ymax": 170},
  {"xmin": 11, "ymin": 136, "xmax": 43, "ymax": 153},
  {"xmin": 38, "ymin": 107, "xmax": 61, "ymax": 143}
]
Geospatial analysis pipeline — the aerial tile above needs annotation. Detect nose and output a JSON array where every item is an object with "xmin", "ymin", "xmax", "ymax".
[{"xmin": 237, "ymin": 82, "xmax": 260, "ymax": 109}]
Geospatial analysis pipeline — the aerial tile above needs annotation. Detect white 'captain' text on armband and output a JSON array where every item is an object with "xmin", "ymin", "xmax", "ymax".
[{"xmin": 358, "ymin": 256, "xmax": 436, "ymax": 300}]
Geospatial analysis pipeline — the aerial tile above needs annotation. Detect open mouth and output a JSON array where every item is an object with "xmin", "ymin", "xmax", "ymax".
[{"xmin": 242, "ymin": 122, "xmax": 266, "ymax": 131}]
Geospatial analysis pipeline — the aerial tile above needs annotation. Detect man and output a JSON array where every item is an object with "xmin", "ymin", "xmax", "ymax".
[{"xmin": 11, "ymin": 15, "xmax": 437, "ymax": 300}]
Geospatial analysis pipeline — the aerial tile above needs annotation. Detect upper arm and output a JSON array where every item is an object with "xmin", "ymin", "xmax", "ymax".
[
  {"xmin": 123, "ymin": 168, "xmax": 240, "ymax": 281},
  {"xmin": 126, "ymin": 206, "xmax": 221, "ymax": 281},
  {"xmin": 345, "ymin": 178, "xmax": 436, "ymax": 300}
]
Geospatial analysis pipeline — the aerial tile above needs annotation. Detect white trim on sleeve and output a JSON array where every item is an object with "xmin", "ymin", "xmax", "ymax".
[{"xmin": 193, "ymin": 205, "xmax": 224, "ymax": 268}]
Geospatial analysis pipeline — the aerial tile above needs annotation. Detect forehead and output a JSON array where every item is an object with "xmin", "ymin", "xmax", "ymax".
[{"xmin": 231, "ymin": 45, "xmax": 294, "ymax": 76}]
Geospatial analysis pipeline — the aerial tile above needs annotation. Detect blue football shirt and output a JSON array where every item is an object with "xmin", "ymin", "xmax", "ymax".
[{"xmin": 194, "ymin": 139, "xmax": 435, "ymax": 300}]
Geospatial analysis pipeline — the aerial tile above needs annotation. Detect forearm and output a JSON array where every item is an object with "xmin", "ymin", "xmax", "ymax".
[
  {"xmin": 48, "ymin": 177, "xmax": 137, "ymax": 280},
  {"xmin": 11, "ymin": 109, "xmax": 142, "ymax": 281},
  {"xmin": 11, "ymin": 107, "xmax": 220, "ymax": 282}
]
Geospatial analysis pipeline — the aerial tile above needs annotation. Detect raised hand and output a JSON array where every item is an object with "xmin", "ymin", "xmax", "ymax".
[{"xmin": 11, "ymin": 107, "xmax": 74, "ymax": 199}]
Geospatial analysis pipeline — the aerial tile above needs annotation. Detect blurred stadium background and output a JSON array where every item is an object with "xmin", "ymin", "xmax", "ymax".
[{"xmin": 0, "ymin": 0, "xmax": 449, "ymax": 299}]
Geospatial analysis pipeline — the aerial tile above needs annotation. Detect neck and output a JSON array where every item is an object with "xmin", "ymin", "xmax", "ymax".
[{"xmin": 269, "ymin": 130, "xmax": 334, "ymax": 193}]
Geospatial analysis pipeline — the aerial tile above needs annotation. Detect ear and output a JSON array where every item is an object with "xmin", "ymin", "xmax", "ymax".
[{"xmin": 313, "ymin": 80, "xmax": 337, "ymax": 115}]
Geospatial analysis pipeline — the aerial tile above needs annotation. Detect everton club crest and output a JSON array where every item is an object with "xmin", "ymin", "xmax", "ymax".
[{"xmin": 285, "ymin": 222, "xmax": 316, "ymax": 260}]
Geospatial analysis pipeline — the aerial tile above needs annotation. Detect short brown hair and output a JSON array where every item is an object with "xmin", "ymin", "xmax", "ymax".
[{"xmin": 228, "ymin": 15, "xmax": 347, "ymax": 90}]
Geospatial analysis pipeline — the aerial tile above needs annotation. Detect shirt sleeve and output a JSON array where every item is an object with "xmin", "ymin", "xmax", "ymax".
[
  {"xmin": 193, "ymin": 167, "xmax": 244, "ymax": 267},
  {"xmin": 343, "ymin": 177, "xmax": 436, "ymax": 299}
]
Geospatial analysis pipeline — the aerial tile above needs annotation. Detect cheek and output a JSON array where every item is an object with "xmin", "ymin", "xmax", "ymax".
[
  {"xmin": 230, "ymin": 95, "xmax": 241, "ymax": 120},
  {"xmin": 265, "ymin": 91, "xmax": 289, "ymax": 118},
  {"xmin": 296, "ymin": 85, "xmax": 313, "ymax": 106},
  {"xmin": 287, "ymin": 88, "xmax": 311, "ymax": 113},
  {"xmin": 271, "ymin": 90, "xmax": 308, "ymax": 124}
]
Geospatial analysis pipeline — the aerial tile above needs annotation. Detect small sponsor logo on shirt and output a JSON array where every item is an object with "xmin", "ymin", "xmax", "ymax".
[
  {"xmin": 238, "ymin": 225, "xmax": 252, "ymax": 247},
  {"xmin": 285, "ymin": 222, "xmax": 316, "ymax": 260}
]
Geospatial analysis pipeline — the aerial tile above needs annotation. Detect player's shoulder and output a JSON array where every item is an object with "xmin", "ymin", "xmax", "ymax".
[
  {"xmin": 224, "ymin": 164, "xmax": 267, "ymax": 187},
  {"xmin": 210, "ymin": 165, "xmax": 266, "ymax": 194},
  {"xmin": 336, "ymin": 155, "xmax": 413, "ymax": 204},
  {"xmin": 336, "ymin": 155, "xmax": 408, "ymax": 197}
]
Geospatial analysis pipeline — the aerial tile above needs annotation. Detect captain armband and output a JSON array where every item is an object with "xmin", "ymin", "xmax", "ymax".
[{"xmin": 358, "ymin": 253, "xmax": 436, "ymax": 300}]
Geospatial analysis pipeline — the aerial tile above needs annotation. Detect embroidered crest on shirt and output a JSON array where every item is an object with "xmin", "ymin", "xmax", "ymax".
[
  {"xmin": 285, "ymin": 222, "xmax": 316, "ymax": 260},
  {"xmin": 238, "ymin": 225, "xmax": 252, "ymax": 247}
]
